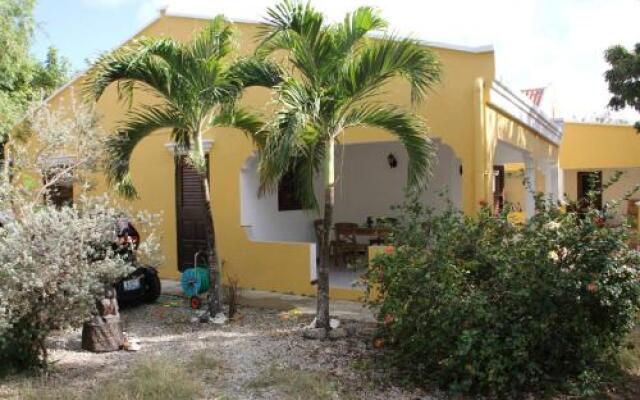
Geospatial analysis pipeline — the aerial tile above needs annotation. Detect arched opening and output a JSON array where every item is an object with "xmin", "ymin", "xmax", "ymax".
[{"xmin": 239, "ymin": 139, "xmax": 463, "ymax": 288}]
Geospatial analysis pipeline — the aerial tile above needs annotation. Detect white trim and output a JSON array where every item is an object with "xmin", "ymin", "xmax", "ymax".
[
  {"xmin": 164, "ymin": 140, "xmax": 214, "ymax": 155},
  {"xmin": 489, "ymin": 80, "xmax": 563, "ymax": 145},
  {"xmin": 163, "ymin": 8, "xmax": 494, "ymax": 54}
]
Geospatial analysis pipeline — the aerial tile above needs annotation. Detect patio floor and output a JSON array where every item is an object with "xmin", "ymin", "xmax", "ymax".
[{"xmin": 161, "ymin": 279, "xmax": 375, "ymax": 323}]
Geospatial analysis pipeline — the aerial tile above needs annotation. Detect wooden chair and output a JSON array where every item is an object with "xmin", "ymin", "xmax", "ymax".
[{"xmin": 334, "ymin": 223, "xmax": 368, "ymax": 266}]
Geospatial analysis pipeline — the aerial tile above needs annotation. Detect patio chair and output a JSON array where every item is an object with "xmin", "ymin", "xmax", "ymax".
[{"xmin": 334, "ymin": 222, "xmax": 369, "ymax": 266}]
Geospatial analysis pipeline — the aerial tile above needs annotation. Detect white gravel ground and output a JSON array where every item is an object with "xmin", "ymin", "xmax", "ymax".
[{"xmin": 0, "ymin": 295, "xmax": 439, "ymax": 400}]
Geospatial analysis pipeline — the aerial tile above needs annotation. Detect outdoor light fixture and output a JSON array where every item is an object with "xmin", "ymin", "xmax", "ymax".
[{"xmin": 387, "ymin": 153, "xmax": 398, "ymax": 168}]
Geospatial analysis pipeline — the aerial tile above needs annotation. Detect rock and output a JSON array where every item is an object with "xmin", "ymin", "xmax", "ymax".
[
  {"xmin": 211, "ymin": 312, "xmax": 228, "ymax": 325},
  {"xmin": 328, "ymin": 327, "xmax": 348, "ymax": 340},
  {"xmin": 329, "ymin": 318, "xmax": 340, "ymax": 329},
  {"xmin": 302, "ymin": 328, "xmax": 327, "ymax": 340}
]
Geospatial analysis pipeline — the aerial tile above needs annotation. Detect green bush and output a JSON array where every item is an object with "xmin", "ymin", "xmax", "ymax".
[{"xmin": 365, "ymin": 195, "xmax": 640, "ymax": 396}]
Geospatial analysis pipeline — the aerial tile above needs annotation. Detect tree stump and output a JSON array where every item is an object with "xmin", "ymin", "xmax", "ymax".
[{"xmin": 81, "ymin": 285, "xmax": 124, "ymax": 352}]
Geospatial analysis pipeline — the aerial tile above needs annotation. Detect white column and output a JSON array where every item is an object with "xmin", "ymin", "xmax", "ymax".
[
  {"xmin": 544, "ymin": 161, "xmax": 559, "ymax": 204},
  {"xmin": 558, "ymin": 166, "xmax": 565, "ymax": 203},
  {"xmin": 524, "ymin": 156, "xmax": 536, "ymax": 219}
]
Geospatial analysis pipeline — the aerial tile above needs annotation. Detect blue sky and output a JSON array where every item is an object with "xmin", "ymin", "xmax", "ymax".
[{"xmin": 32, "ymin": 0, "xmax": 640, "ymax": 121}]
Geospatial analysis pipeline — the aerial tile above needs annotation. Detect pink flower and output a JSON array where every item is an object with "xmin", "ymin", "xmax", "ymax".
[
  {"xmin": 384, "ymin": 313, "xmax": 395, "ymax": 326},
  {"xmin": 384, "ymin": 246, "xmax": 394, "ymax": 255}
]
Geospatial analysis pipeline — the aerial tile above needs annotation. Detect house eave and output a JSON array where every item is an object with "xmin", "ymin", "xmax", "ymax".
[{"xmin": 489, "ymin": 80, "xmax": 563, "ymax": 146}]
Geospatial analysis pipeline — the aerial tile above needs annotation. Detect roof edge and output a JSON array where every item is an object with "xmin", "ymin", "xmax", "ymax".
[
  {"xmin": 163, "ymin": 9, "xmax": 494, "ymax": 54},
  {"xmin": 41, "ymin": 14, "xmax": 165, "ymax": 105},
  {"xmin": 489, "ymin": 80, "xmax": 563, "ymax": 145}
]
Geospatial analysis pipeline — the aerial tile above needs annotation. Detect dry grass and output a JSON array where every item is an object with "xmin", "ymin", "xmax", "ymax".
[
  {"xmin": 19, "ymin": 356, "xmax": 204, "ymax": 400},
  {"xmin": 620, "ymin": 328, "xmax": 640, "ymax": 375},
  {"xmin": 247, "ymin": 366, "xmax": 355, "ymax": 400}
]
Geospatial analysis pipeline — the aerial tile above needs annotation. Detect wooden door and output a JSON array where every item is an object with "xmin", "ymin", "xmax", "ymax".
[
  {"xmin": 577, "ymin": 171, "xmax": 603, "ymax": 210},
  {"xmin": 176, "ymin": 156, "xmax": 210, "ymax": 272},
  {"xmin": 493, "ymin": 165, "xmax": 505, "ymax": 214}
]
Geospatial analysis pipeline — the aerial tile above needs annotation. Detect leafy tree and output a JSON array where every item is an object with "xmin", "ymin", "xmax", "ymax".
[
  {"xmin": 605, "ymin": 43, "xmax": 640, "ymax": 131},
  {"xmin": 255, "ymin": 1, "xmax": 441, "ymax": 331},
  {"xmin": 88, "ymin": 16, "xmax": 281, "ymax": 317},
  {"xmin": 0, "ymin": 0, "xmax": 70, "ymax": 162},
  {"xmin": 0, "ymin": 0, "xmax": 37, "ymax": 138},
  {"xmin": 32, "ymin": 46, "xmax": 71, "ymax": 96}
]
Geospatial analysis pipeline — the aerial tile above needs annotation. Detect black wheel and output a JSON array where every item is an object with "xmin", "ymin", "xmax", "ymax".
[{"xmin": 142, "ymin": 267, "xmax": 162, "ymax": 303}]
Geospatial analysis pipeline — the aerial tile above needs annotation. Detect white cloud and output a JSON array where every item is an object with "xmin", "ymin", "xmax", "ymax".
[{"xmin": 127, "ymin": 0, "xmax": 640, "ymax": 121}]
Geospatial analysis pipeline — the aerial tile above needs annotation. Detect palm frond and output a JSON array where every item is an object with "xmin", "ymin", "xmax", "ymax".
[
  {"xmin": 211, "ymin": 106, "xmax": 264, "ymax": 138},
  {"xmin": 339, "ymin": 36, "xmax": 441, "ymax": 104},
  {"xmin": 104, "ymin": 105, "xmax": 184, "ymax": 198},
  {"xmin": 343, "ymin": 104, "xmax": 435, "ymax": 189},
  {"xmin": 227, "ymin": 57, "xmax": 284, "ymax": 89},
  {"xmin": 257, "ymin": 1, "xmax": 330, "ymax": 85},
  {"xmin": 188, "ymin": 15, "xmax": 235, "ymax": 62},
  {"xmin": 333, "ymin": 6, "xmax": 387, "ymax": 58},
  {"xmin": 257, "ymin": 106, "xmax": 317, "ymax": 195},
  {"xmin": 87, "ymin": 40, "xmax": 180, "ymax": 103}
]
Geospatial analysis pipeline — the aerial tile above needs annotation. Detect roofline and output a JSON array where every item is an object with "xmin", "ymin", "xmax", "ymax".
[
  {"xmin": 40, "ymin": 15, "xmax": 165, "ymax": 105},
  {"xmin": 163, "ymin": 8, "xmax": 494, "ymax": 54},
  {"xmin": 489, "ymin": 80, "xmax": 563, "ymax": 145},
  {"xmin": 563, "ymin": 120, "xmax": 635, "ymax": 128},
  {"xmin": 42, "ymin": 5, "xmax": 494, "ymax": 109}
]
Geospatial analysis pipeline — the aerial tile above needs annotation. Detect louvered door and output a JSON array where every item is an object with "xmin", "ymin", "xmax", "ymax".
[{"xmin": 176, "ymin": 156, "xmax": 210, "ymax": 271}]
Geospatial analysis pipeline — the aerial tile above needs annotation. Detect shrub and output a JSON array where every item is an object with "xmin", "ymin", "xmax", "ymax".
[
  {"xmin": 0, "ymin": 98, "xmax": 162, "ymax": 374},
  {"xmin": 0, "ymin": 196, "xmax": 160, "ymax": 373},
  {"xmin": 365, "ymin": 195, "xmax": 640, "ymax": 396}
]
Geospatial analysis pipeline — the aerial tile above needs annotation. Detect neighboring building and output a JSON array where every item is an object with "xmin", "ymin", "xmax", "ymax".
[
  {"xmin": 39, "ymin": 9, "xmax": 563, "ymax": 299},
  {"xmin": 560, "ymin": 122, "xmax": 640, "ymax": 224}
]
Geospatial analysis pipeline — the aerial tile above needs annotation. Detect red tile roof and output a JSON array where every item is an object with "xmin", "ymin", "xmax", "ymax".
[{"xmin": 521, "ymin": 87, "xmax": 545, "ymax": 107}]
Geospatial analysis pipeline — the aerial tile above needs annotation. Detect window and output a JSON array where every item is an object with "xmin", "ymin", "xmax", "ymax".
[
  {"xmin": 44, "ymin": 168, "xmax": 73, "ymax": 208},
  {"xmin": 48, "ymin": 182, "xmax": 73, "ymax": 208},
  {"xmin": 278, "ymin": 170, "xmax": 304, "ymax": 211}
]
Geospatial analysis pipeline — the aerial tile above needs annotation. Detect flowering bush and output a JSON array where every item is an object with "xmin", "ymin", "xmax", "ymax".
[
  {"xmin": 365, "ymin": 195, "xmax": 640, "ymax": 395},
  {"xmin": 0, "ymin": 98, "xmax": 162, "ymax": 373}
]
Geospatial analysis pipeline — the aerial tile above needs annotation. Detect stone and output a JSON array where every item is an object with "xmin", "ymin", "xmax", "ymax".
[
  {"xmin": 302, "ymin": 328, "xmax": 327, "ymax": 340},
  {"xmin": 211, "ymin": 312, "xmax": 228, "ymax": 325}
]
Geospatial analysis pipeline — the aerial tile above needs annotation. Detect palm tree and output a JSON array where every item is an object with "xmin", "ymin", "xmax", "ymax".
[
  {"xmin": 88, "ymin": 16, "xmax": 281, "ymax": 317},
  {"xmin": 255, "ymin": 1, "xmax": 441, "ymax": 331}
]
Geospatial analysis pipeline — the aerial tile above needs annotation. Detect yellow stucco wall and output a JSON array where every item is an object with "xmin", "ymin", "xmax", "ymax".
[
  {"xmin": 37, "ymin": 14, "xmax": 556, "ymax": 299},
  {"xmin": 560, "ymin": 122, "xmax": 640, "ymax": 170}
]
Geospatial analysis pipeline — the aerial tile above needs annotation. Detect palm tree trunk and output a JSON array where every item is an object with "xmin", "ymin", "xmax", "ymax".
[
  {"xmin": 201, "ymin": 173, "xmax": 223, "ymax": 316},
  {"xmin": 317, "ymin": 137, "xmax": 335, "ymax": 331},
  {"xmin": 193, "ymin": 134, "xmax": 223, "ymax": 317}
]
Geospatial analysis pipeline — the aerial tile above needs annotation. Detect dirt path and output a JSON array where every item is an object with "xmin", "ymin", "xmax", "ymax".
[{"xmin": 0, "ymin": 296, "xmax": 437, "ymax": 400}]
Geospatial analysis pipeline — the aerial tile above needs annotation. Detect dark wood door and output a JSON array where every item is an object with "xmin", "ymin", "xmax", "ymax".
[
  {"xmin": 493, "ymin": 165, "xmax": 505, "ymax": 214},
  {"xmin": 176, "ymin": 156, "xmax": 210, "ymax": 272},
  {"xmin": 577, "ymin": 171, "xmax": 603, "ymax": 210}
]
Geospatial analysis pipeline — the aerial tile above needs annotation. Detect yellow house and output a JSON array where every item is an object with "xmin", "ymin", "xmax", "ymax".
[
  {"xmin": 37, "ymin": 9, "xmax": 563, "ymax": 300},
  {"xmin": 560, "ymin": 121, "xmax": 640, "ymax": 224}
]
